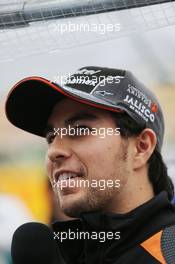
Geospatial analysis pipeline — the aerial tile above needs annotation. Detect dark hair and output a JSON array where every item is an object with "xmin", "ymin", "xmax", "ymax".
[{"xmin": 110, "ymin": 111, "xmax": 174, "ymax": 201}]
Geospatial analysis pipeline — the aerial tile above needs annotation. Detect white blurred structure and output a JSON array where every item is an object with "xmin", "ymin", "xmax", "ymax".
[{"xmin": 0, "ymin": 194, "xmax": 33, "ymax": 251}]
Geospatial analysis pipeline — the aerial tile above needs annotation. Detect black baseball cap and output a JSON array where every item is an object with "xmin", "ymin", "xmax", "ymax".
[{"xmin": 5, "ymin": 66, "xmax": 164, "ymax": 150}]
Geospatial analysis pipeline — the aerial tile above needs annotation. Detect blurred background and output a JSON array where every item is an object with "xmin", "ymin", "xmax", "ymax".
[{"xmin": 0, "ymin": 0, "xmax": 175, "ymax": 263}]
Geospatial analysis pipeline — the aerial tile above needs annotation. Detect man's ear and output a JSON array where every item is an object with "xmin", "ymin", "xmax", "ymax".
[{"xmin": 133, "ymin": 128, "xmax": 157, "ymax": 170}]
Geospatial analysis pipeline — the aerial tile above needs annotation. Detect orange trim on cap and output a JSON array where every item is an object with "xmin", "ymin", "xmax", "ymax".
[
  {"xmin": 5, "ymin": 76, "xmax": 123, "ymax": 117},
  {"xmin": 140, "ymin": 231, "xmax": 166, "ymax": 264}
]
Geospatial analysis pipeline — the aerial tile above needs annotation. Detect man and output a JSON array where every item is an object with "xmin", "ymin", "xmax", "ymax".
[{"xmin": 5, "ymin": 66, "xmax": 175, "ymax": 263}]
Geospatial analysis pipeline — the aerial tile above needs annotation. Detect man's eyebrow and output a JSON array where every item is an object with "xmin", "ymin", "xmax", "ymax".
[
  {"xmin": 65, "ymin": 111, "xmax": 98, "ymax": 126},
  {"xmin": 44, "ymin": 112, "xmax": 98, "ymax": 135}
]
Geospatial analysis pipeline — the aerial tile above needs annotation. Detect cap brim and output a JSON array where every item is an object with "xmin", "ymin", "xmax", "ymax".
[{"xmin": 5, "ymin": 77, "xmax": 122, "ymax": 137}]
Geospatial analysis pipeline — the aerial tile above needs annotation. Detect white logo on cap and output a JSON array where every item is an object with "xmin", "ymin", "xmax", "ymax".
[
  {"xmin": 75, "ymin": 68, "xmax": 102, "ymax": 75},
  {"xmin": 123, "ymin": 95, "xmax": 155, "ymax": 123},
  {"xmin": 65, "ymin": 76, "xmax": 97, "ymax": 87},
  {"xmin": 127, "ymin": 84, "xmax": 152, "ymax": 108},
  {"xmin": 94, "ymin": 91, "xmax": 114, "ymax": 97}
]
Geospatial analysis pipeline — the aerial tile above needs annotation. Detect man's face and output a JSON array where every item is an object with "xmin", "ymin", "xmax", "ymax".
[{"xmin": 45, "ymin": 98, "xmax": 132, "ymax": 218}]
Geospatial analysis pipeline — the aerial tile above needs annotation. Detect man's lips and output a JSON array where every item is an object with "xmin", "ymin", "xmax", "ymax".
[
  {"xmin": 53, "ymin": 170, "xmax": 84, "ymax": 183},
  {"xmin": 53, "ymin": 170, "xmax": 85, "ymax": 194}
]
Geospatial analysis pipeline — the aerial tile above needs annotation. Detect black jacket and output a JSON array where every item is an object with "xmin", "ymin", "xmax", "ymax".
[{"xmin": 52, "ymin": 192, "xmax": 175, "ymax": 264}]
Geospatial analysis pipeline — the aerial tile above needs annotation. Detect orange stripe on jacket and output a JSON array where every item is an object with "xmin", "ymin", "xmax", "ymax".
[{"xmin": 140, "ymin": 231, "xmax": 166, "ymax": 264}]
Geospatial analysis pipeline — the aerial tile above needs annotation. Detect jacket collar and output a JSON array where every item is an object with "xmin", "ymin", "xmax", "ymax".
[{"xmin": 52, "ymin": 192, "xmax": 175, "ymax": 264}]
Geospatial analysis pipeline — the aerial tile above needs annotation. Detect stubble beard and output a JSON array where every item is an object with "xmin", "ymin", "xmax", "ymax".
[{"xmin": 54, "ymin": 141, "xmax": 129, "ymax": 218}]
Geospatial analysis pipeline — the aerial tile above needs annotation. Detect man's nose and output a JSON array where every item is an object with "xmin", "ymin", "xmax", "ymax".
[{"xmin": 47, "ymin": 137, "xmax": 72, "ymax": 165}]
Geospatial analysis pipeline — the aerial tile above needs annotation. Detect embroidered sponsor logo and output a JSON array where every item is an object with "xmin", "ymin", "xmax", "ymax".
[
  {"xmin": 65, "ymin": 74, "xmax": 124, "ymax": 88},
  {"xmin": 65, "ymin": 75, "xmax": 98, "ymax": 86},
  {"xmin": 94, "ymin": 91, "xmax": 114, "ymax": 97},
  {"xmin": 151, "ymin": 103, "xmax": 158, "ymax": 113},
  {"xmin": 123, "ymin": 95, "xmax": 155, "ymax": 123},
  {"xmin": 74, "ymin": 68, "xmax": 102, "ymax": 75},
  {"xmin": 127, "ymin": 84, "xmax": 152, "ymax": 108}
]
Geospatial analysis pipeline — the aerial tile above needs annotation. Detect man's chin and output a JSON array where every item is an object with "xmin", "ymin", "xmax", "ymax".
[{"xmin": 59, "ymin": 192, "xmax": 90, "ymax": 218}]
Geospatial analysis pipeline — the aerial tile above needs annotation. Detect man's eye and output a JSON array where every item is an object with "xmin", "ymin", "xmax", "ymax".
[
  {"xmin": 70, "ymin": 125, "xmax": 92, "ymax": 137},
  {"xmin": 46, "ymin": 131, "xmax": 55, "ymax": 144}
]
